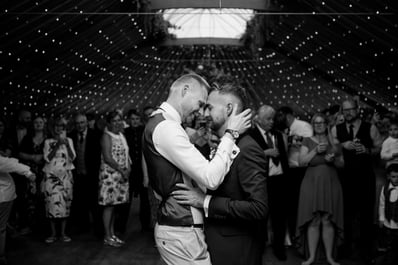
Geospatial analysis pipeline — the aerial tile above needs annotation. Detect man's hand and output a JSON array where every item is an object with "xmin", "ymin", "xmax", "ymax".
[
  {"xmin": 354, "ymin": 143, "xmax": 368, "ymax": 154},
  {"xmin": 171, "ymin": 183, "xmax": 205, "ymax": 209},
  {"xmin": 342, "ymin": 141, "xmax": 356, "ymax": 151},
  {"xmin": 26, "ymin": 172, "xmax": 36, "ymax": 182},
  {"xmin": 264, "ymin": 148, "xmax": 279, "ymax": 157},
  {"xmin": 226, "ymin": 104, "xmax": 252, "ymax": 135}
]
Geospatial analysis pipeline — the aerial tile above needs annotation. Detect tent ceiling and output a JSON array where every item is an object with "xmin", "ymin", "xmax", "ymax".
[{"xmin": 1, "ymin": 0, "xmax": 397, "ymax": 119}]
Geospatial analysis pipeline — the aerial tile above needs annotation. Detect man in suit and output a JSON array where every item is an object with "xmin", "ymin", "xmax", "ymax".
[
  {"xmin": 250, "ymin": 105, "xmax": 289, "ymax": 260},
  {"xmin": 331, "ymin": 99, "xmax": 382, "ymax": 263},
  {"xmin": 118, "ymin": 109, "xmax": 150, "ymax": 233},
  {"xmin": 69, "ymin": 113, "xmax": 102, "ymax": 235},
  {"xmin": 172, "ymin": 82, "xmax": 268, "ymax": 265}
]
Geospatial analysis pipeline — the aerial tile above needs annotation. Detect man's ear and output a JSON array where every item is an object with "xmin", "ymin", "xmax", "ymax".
[
  {"xmin": 181, "ymin": 85, "xmax": 189, "ymax": 97},
  {"xmin": 226, "ymin": 103, "xmax": 233, "ymax": 116}
]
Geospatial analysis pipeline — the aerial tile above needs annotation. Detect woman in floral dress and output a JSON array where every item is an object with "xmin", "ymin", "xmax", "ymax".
[
  {"xmin": 42, "ymin": 116, "xmax": 75, "ymax": 243},
  {"xmin": 98, "ymin": 111, "xmax": 130, "ymax": 247}
]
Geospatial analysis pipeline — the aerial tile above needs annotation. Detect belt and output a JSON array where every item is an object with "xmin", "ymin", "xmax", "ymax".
[{"xmin": 180, "ymin": 224, "xmax": 204, "ymax": 229}]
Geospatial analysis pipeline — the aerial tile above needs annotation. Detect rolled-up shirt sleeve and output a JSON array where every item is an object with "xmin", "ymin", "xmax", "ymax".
[
  {"xmin": 153, "ymin": 120, "xmax": 239, "ymax": 190},
  {"xmin": 0, "ymin": 156, "xmax": 31, "ymax": 176}
]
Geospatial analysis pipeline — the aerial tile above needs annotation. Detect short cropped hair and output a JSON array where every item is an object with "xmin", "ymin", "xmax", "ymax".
[
  {"xmin": 386, "ymin": 163, "xmax": 398, "ymax": 174},
  {"xmin": 211, "ymin": 81, "xmax": 248, "ymax": 112}
]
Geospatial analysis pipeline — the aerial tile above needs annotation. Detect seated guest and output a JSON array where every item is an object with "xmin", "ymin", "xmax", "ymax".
[
  {"xmin": 297, "ymin": 113, "xmax": 344, "ymax": 265},
  {"xmin": 98, "ymin": 111, "xmax": 131, "ymax": 247},
  {"xmin": 42, "ymin": 116, "xmax": 76, "ymax": 243}
]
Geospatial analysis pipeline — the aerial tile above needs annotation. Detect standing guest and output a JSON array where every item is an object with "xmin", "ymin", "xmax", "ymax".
[
  {"xmin": 378, "ymin": 164, "xmax": 398, "ymax": 265},
  {"xmin": 9, "ymin": 109, "xmax": 33, "ymax": 235},
  {"xmin": 42, "ymin": 116, "xmax": 76, "ymax": 243},
  {"xmin": 98, "ymin": 111, "xmax": 131, "ymax": 247},
  {"xmin": 250, "ymin": 105, "xmax": 289, "ymax": 260},
  {"xmin": 141, "ymin": 105, "xmax": 159, "ymax": 229},
  {"xmin": 172, "ymin": 82, "xmax": 268, "ymax": 265},
  {"xmin": 0, "ymin": 118, "xmax": 12, "ymax": 157},
  {"xmin": 275, "ymin": 106, "xmax": 313, "ymax": 241},
  {"xmin": 297, "ymin": 113, "xmax": 344, "ymax": 265},
  {"xmin": 69, "ymin": 113, "xmax": 102, "ymax": 235},
  {"xmin": 19, "ymin": 116, "xmax": 46, "ymax": 231},
  {"xmin": 142, "ymin": 74, "xmax": 252, "ymax": 265},
  {"xmin": 380, "ymin": 119, "xmax": 398, "ymax": 167},
  {"xmin": 0, "ymin": 155, "xmax": 35, "ymax": 265},
  {"xmin": 120, "ymin": 109, "xmax": 150, "ymax": 233},
  {"xmin": 331, "ymin": 99, "xmax": 383, "ymax": 263}
]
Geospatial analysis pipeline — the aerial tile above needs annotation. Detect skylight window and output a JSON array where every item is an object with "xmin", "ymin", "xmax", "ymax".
[{"xmin": 162, "ymin": 8, "xmax": 255, "ymax": 39}]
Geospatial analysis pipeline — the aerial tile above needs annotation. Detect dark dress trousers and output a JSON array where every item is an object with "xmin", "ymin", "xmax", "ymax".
[
  {"xmin": 205, "ymin": 134, "xmax": 268, "ymax": 265},
  {"xmin": 249, "ymin": 128, "xmax": 289, "ymax": 253}
]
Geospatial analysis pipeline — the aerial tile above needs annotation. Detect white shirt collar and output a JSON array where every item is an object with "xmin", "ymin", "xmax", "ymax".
[
  {"xmin": 256, "ymin": 124, "xmax": 267, "ymax": 135},
  {"xmin": 156, "ymin": 102, "xmax": 182, "ymax": 124}
]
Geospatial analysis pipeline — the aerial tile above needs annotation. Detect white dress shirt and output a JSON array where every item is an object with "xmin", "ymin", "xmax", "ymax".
[
  {"xmin": 381, "ymin": 136, "xmax": 398, "ymax": 165},
  {"xmin": 152, "ymin": 102, "xmax": 240, "ymax": 223},
  {"xmin": 288, "ymin": 118, "xmax": 313, "ymax": 167},
  {"xmin": 0, "ymin": 156, "xmax": 31, "ymax": 203},
  {"xmin": 256, "ymin": 125, "xmax": 283, "ymax": 176}
]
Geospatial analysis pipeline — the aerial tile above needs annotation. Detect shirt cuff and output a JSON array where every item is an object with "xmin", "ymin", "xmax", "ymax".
[
  {"xmin": 203, "ymin": 195, "xmax": 212, "ymax": 218},
  {"xmin": 218, "ymin": 135, "xmax": 240, "ymax": 159}
]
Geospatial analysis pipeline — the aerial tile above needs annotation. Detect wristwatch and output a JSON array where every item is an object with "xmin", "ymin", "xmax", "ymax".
[{"xmin": 225, "ymin": 129, "xmax": 239, "ymax": 140}]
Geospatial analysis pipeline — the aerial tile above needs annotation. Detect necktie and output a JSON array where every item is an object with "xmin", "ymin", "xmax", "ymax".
[
  {"xmin": 79, "ymin": 132, "xmax": 84, "ymax": 143},
  {"xmin": 266, "ymin": 133, "xmax": 280, "ymax": 166},
  {"xmin": 349, "ymin": 124, "xmax": 354, "ymax": 140}
]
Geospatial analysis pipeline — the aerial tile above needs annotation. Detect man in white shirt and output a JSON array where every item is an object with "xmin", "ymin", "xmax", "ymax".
[
  {"xmin": 0, "ymin": 155, "xmax": 35, "ymax": 265},
  {"xmin": 142, "ymin": 74, "xmax": 252, "ymax": 265},
  {"xmin": 275, "ymin": 106, "xmax": 313, "ymax": 239}
]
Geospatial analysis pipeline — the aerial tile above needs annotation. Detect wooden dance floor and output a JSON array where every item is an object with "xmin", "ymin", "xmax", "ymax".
[{"xmin": 7, "ymin": 200, "xmax": 373, "ymax": 265}]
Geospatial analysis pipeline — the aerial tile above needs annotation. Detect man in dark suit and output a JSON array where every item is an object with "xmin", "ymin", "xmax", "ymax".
[
  {"xmin": 118, "ymin": 109, "xmax": 151, "ymax": 233},
  {"xmin": 69, "ymin": 113, "xmax": 102, "ymax": 235},
  {"xmin": 172, "ymin": 82, "xmax": 268, "ymax": 265},
  {"xmin": 250, "ymin": 105, "xmax": 290, "ymax": 260}
]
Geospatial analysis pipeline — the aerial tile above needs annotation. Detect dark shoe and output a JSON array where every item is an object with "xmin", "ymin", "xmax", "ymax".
[{"xmin": 273, "ymin": 248, "xmax": 287, "ymax": 261}]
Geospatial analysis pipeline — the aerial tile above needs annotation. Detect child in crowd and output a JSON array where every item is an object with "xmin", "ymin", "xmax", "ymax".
[
  {"xmin": 381, "ymin": 120, "xmax": 398, "ymax": 167},
  {"xmin": 378, "ymin": 164, "xmax": 398, "ymax": 265}
]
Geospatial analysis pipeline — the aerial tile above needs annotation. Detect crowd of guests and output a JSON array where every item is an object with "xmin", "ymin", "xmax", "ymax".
[{"xmin": 1, "ymin": 91, "xmax": 398, "ymax": 265}]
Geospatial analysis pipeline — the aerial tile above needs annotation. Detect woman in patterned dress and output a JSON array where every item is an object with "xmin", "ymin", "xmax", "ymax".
[
  {"xmin": 42, "ymin": 116, "xmax": 76, "ymax": 243},
  {"xmin": 98, "ymin": 111, "xmax": 131, "ymax": 247}
]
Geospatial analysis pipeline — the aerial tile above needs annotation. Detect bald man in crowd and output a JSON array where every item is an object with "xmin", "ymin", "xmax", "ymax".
[
  {"xmin": 142, "ymin": 74, "xmax": 252, "ymax": 265},
  {"xmin": 250, "ymin": 105, "xmax": 290, "ymax": 260}
]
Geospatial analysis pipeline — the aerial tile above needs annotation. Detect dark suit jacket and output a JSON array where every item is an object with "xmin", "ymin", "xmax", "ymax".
[
  {"xmin": 69, "ymin": 128, "xmax": 101, "ymax": 186},
  {"xmin": 205, "ymin": 134, "xmax": 268, "ymax": 265},
  {"xmin": 249, "ymin": 127, "xmax": 289, "ymax": 176}
]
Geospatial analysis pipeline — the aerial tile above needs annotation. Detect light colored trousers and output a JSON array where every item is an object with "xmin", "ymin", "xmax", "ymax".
[{"xmin": 155, "ymin": 223, "xmax": 212, "ymax": 265}]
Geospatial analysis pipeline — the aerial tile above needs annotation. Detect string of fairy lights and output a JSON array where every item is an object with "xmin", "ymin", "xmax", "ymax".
[{"xmin": 1, "ymin": 0, "xmax": 397, "ymax": 120}]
